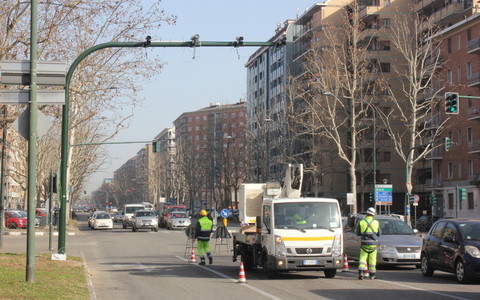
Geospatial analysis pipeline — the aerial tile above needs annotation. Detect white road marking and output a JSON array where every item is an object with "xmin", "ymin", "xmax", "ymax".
[
  {"xmin": 342, "ymin": 272, "xmax": 471, "ymax": 300},
  {"xmin": 176, "ymin": 256, "xmax": 282, "ymax": 300}
]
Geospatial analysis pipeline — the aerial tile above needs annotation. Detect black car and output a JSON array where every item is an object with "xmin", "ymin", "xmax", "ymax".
[{"xmin": 421, "ymin": 218, "xmax": 480, "ymax": 283}]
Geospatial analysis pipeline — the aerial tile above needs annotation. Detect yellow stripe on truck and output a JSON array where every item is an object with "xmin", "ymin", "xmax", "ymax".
[{"xmin": 282, "ymin": 236, "xmax": 334, "ymax": 241}]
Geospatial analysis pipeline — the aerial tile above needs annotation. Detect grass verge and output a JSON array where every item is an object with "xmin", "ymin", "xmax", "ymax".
[{"xmin": 0, "ymin": 253, "xmax": 89, "ymax": 300}]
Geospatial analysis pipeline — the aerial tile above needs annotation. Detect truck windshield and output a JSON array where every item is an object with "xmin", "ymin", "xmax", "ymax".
[{"xmin": 274, "ymin": 202, "xmax": 340, "ymax": 230}]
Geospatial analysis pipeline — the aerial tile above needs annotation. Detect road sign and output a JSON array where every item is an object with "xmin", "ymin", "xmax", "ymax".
[
  {"xmin": 413, "ymin": 194, "xmax": 420, "ymax": 203},
  {"xmin": 1, "ymin": 60, "xmax": 67, "ymax": 86},
  {"xmin": 220, "ymin": 209, "xmax": 231, "ymax": 218},
  {"xmin": 346, "ymin": 193, "xmax": 354, "ymax": 205},
  {"xmin": 0, "ymin": 90, "xmax": 65, "ymax": 104},
  {"xmin": 375, "ymin": 184, "xmax": 393, "ymax": 205}
]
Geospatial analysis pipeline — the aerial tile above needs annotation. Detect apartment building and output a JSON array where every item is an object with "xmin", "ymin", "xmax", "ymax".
[
  {"xmin": 173, "ymin": 101, "xmax": 247, "ymax": 210},
  {"xmin": 416, "ymin": 0, "xmax": 480, "ymax": 218}
]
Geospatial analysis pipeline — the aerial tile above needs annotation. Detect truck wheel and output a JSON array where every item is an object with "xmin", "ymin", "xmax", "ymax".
[
  {"xmin": 262, "ymin": 255, "xmax": 277, "ymax": 279},
  {"xmin": 241, "ymin": 248, "xmax": 254, "ymax": 270},
  {"xmin": 324, "ymin": 268, "xmax": 337, "ymax": 278}
]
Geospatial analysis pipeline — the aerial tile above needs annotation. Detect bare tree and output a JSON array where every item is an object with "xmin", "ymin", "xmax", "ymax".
[
  {"xmin": 383, "ymin": 9, "xmax": 447, "ymax": 187},
  {"xmin": 292, "ymin": 4, "xmax": 380, "ymax": 214},
  {"xmin": 0, "ymin": 1, "xmax": 176, "ymax": 207}
]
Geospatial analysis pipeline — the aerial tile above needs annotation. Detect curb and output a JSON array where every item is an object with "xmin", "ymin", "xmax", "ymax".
[{"xmin": 3, "ymin": 231, "xmax": 77, "ymax": 236}]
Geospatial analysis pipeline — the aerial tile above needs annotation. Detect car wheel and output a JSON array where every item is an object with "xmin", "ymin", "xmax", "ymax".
[
  {"xmin": 123, "ymin": 223, "xmax": 127, "ymax": 229},
  {"xmin": 154, "ymin": 227, "xmax": 158, "ymax": 232},
  {"xmin": 420, "ymin": 254, "xmax": 434, "ymax": 277},
  {"xmin": 324, "ymin": 268, "xmax": 337, "ymax": 278},
  {"xmin": 455, "ymin": 259, "xmax": 471, "ymax": 284}
]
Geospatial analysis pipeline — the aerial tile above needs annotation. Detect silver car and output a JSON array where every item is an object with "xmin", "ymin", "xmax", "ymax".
[
  {"xmin": 132, "ymin": 210, "xmax": 158, "ymax": 232},
  {"xmin": 344, "ymin": 214, "xmax": 422, "ymax": 267},
  {"xmin": 166, "ymin": 211, "xmax": 191, "ymax": 230}
]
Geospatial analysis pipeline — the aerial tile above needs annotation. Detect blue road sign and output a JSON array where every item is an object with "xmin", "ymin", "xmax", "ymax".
[
  {"xmin": 220, "ymin": 209, "xmax": 231, "ymax": 218},
  {"xmin": 375, "ymin": 184, "xmax": 393, "ymax": 205}
]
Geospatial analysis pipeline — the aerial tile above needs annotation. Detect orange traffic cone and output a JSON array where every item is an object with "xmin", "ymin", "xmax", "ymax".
[
  {"xmin": 342, "ymin": 254, "xmax": 350, "ymax": 272},
  {"xmin": 237, "ymin": 261, "xmax": 247, "ymax": 283},
  {"xmin": 364, "ymin": 263, "xmax": 369, "ymax": 278},
  {"xmin": 189, "ymin": 249, "xmax": 196, "ymax": 263}
]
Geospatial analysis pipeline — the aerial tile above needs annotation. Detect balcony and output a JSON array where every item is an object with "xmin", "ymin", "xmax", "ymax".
[
  {"xmin": 425, "ymin": 147, "xmax": 443, "ymax": 160},
  {"xmin": 468, "ymin": 141, "xmax": 480, "ymax": 154},
  {"xmin": 431, "ymin": 3, "xmax": 464, "ymax": 24},
  {"xmin": 467, "ymin": 37, "xmax": 480, "ymax": 54},
  {"xmin": 467, "ymin": 72, "xmax": 480, "ymax": 87},
  {"xmin": 415, "ymin": 0, "xmax": 444, "ymax": 13},
  {"xmin": 425, "ymin": 178, "xmax": 443, "ymax": 188},
  {"xmin": 468, "ymin": 106, "xmax": 480, "ymax": 120},
  {"xmin": 359, "ymin": 5, "xmax": 381, "ymax": 22}
]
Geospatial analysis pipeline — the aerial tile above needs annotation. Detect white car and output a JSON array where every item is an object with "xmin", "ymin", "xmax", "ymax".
[
  {"xmin": 166, "ymin": 211, "xmax": 191, "ymax": 230},
  {"xmin": 91, "ymin": 211, "xmax": 113, "ymax": 230},
  {"xmin": 132, "ymin": 210, "xmax": 158, "ymax": 232}
]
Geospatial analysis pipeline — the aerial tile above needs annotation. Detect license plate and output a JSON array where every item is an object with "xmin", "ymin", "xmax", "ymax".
[
  {"xmin": 302, "ymin": 260, "xmax": 318, "ymax": 265},
  {"xmin": 402, "ymin": 253, "xmax": 417, "ymax": 259}
]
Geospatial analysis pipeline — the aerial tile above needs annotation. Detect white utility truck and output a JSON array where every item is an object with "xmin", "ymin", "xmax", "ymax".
[{"xmin": 232, "ymin": 164, "xmax": 343, "ymax": 278}]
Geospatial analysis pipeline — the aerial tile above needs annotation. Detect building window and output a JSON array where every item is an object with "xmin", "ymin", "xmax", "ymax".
[
  {"xmin": 468, "ymin": 193, "xmax": 474, "ymax": 209},
  {"xmin": 448, "ymin": 162, "xmax": 453, "ymax": 179},
  {"xmin": 467, "ymin": 62, "xmax": 472, "ymax": 79},
  {"xmin": 447, "ymin": 70, "xmax": 453, "ymax": 84},
  {"xmin": 384, "ymin": 18, "xmax": 391, "ymax": 29},
  {"xmin": 458, "ymin": 163, "xmax": 462, "ymax": 178},
  {"xmin": 203, "ymin": 115, "xmax": 207, "ymax": 121},
  {"xmin": 458, "ymin": 34, "xmax": 461, "ymax": 50},
  {"xmin": 447, "ymin": 38, "xmax": 452, "ymax": 53},
  {"xmin": 448, "ymin": 193, "xmax": 454, "ymax": 209},
  {"xmin": 458, "ymin": 65, "xmax": 461, "ymax": 82},
  {"xmin": 467, "ymin": 127, "xmax": 473, "ymax": 143},
  {"xmin": 188, "ymin": 117, "xmax": 192, "ymax": 122},
  {"xmin": 468, "ymin": 160, "xmax": 474, "ymax": 176},
  {"xmin": 467, "ymin": 29, "xmax": 472, "ymax": 41},
  {"xmin": 380, "ymin": 62, "xmax": 390, "ymax": 72}
]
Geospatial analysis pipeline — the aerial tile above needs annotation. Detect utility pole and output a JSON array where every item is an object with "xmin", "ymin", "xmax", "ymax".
[{"xmin": 57, "ymin": 37, "xmax": 283, "ymax": 254}]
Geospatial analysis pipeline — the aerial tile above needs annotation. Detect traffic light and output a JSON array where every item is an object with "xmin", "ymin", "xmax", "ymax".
[
  {"xmin": 459, "ymin": 188, "xmax": 467, "ymax": 202},
  {"xmin": 445, "ymin": 92, "xmax": 459, "ymax": 114},
  {"xmin": 408, "ymin": 193, "xmax": 415, "ymax": 204},
  {"xmin": 444, "ymin": 137, "xmax": 452, "ymax": 151},
  {"xmin": 429, "ymin": 192, "xmax": 437, "ymax": 206},
  {"xmin": 152, "ymin": 141, "xmax": 159, "ymax": 153}
]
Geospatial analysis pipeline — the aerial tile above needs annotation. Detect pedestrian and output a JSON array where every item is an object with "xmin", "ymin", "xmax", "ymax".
[
  {"xmin": 195, "ymin": 209, "xmax": 213, "ymax": 265},
  {"xmin": 355, "ymin": 207, "xmax": 380, "ymax": 280}
]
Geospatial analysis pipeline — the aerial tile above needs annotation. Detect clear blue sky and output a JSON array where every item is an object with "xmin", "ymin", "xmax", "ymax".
[{"xmin": 86, "ymin": 0, "xmax": 319, "ymax": 192}]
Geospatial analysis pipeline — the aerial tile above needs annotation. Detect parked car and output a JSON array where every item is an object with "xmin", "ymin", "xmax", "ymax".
[
  {"xmin": 132, "ymin": 210, "xmax": 158, "ymax": 232},
  {"xmin": 5, "ymin": 210, "xmax": 28, "ymax": 229},
  {"xmin": 87, "ymin": 211, "xmax": 95, "ymax": 228},
  {"xmin": 344, "ymin": 214, "xmax": 422, "ymax": 267},
  {"xmin": 421, "ymin": 218, "xmax": 480, "ymax": 283},
  {"xmin": 166, "ymin": 211, "xmax": 191, "ymax": 230},
  {"xmin": 90, "ymin": 211, "xmax": 113, "ymax": 230}
]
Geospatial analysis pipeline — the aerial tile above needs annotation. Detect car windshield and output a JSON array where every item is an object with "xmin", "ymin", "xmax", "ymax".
[
  {"xmin": 274, "ymin": 202, "xmax": 341, "ymax": 230},
  {"xmin": 96, "ymin": 213, "xmax": 110, "ymax": 219},
  {"xmin": 8, "ymin": 211, "xmax": 23, "ymax": 218},
  {"xmin": 459, "ymin": 222, "xmax": 480, "ymax": 241},
  {"xmin": 126, "ymin": 206, "xmax": 144, "ymax": 214},
  {"xmin": 379, "ymin": 219, "xmax": 415, "ymax": 235},
  {"xmin": 136, "ymin": 211, "xmax": 154, "ymax": 217},
  {"xmin": 19, "ymin": 211, "xmax": 28, "ymax": 217},
  {"xmin": 172, "ymin": 213, "xmax": 187, "ymax": 218}
]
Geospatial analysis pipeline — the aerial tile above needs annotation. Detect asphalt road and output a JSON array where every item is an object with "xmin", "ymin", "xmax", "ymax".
[{"xmin": 1, "ymin": 213, "xmax": 479, "ymax": 300}]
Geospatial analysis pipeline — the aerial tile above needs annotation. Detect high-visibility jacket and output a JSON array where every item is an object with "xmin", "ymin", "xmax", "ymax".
[
  {"xmin": 290, "ymin": 213, "xmax": 307, "ymax": 224},
  {"xmin": 195, "ymin": 216, "xmax": 213, "ymax": 241},
  {"xmin": 356, "ymin": 216, "xmax": 380, "ymax": 246}
]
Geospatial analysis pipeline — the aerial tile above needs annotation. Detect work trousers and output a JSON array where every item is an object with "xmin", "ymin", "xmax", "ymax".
[
  {"xmin": 197, "ymin": 240, "xmax": 211, "ymax": 258},
  {"xmin": 358, "ymin": 245, "xmax": 377, "ymax": 274}
]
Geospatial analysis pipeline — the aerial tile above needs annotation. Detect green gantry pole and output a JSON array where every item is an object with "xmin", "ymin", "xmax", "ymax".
[
  {"xmin": 27, "ymin": 0, "xmax": 38, "ymax": 282},
  {"xmin": 58, "ymin": 37, "xmax": 281, "ymax": 254}
]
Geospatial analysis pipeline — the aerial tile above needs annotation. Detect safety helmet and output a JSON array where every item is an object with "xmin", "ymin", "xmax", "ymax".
[
  {"xmin": 199, "ymin": 209, "xmax": 208, "ymax": 216},
  {"xmin": 366, "ymin": 207, "xmax": 376, "ymax": 216}
]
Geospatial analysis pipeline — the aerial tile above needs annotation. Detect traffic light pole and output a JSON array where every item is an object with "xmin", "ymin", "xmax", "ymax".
[{"xmin": 58, "ymin": 37, "xmax": 282, "ymax": 254}]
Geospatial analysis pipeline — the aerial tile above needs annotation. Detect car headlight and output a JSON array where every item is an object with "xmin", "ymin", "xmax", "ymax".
[
  {"xmin": 377, "ymin": 244, "xmax": 395, "ymax": 252},
  {"xmin": 465, "ymin": 245, "xmax": 480, "ymax": 258},
  {"xmin": 332, "ymin": 234, "xmax": 342, "ymax": 256},
  {"xmin": 274, "ymin": 235, "xmax": 287, "ymax": 257}
]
